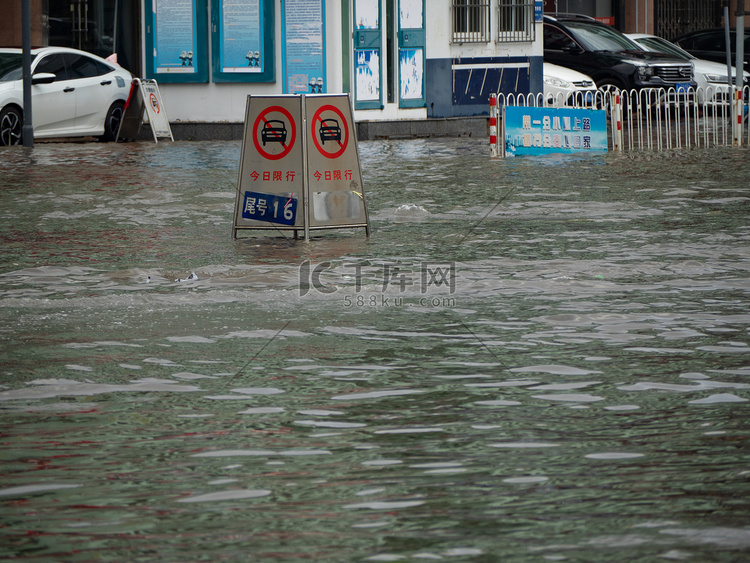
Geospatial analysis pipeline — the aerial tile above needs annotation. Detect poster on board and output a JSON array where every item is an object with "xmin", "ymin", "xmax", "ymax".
[
  {"xmin": 355, "ymin": 50, "xmax": 380, "ymax": 102},
  {"xmin": 283, "ymin": 0, "xmax": 325, "ymax": 94},
  {"xmin": 153, "ymin": 0, "xmax": 198, "ymax": 74},
  {"xmin": 399, "ymin": 0, "xmax": 423, "ymax": 28},
  {"xmin": 354, "ymin": 0, "xmax": 379, "ymax": 28},
  {"xmin": 399, "ymin": 48, "xmax": 423, "ymax": 100},
  {"xmin": 219, "ymin": 0, "xmax": 264, "ymax": 73}
]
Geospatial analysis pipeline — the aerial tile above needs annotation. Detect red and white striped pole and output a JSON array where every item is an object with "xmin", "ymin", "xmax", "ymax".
[
  {"xmin": 611, "ymin": 92, "xmax": 623, "ymax": 151},
  {"xmin": 489, "ymin": 93, "xmax": 499, "ymax": 157},
  {"xmin": 734, "ymin": 87, "xmax": 743, "ymax": 147}
]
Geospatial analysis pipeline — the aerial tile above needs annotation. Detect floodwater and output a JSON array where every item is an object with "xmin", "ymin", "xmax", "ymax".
[{"xmin": 1, "ymin": 138, "xmax": 749, "ymax": 562}]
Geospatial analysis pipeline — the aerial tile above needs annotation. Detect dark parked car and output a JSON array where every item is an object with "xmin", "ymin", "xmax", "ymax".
[
  {"xmin": 544, "ymin": 14, "xmax": 695, "ymax": 94},
  {"xmin": 672, "ymin": 28, "xmax": 750, "ymax": 72}
]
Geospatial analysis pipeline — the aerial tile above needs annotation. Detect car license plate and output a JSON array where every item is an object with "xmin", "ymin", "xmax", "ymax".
[{"xmin": 676, "ymin": 82, "xmax": 690, "ymax": 92}]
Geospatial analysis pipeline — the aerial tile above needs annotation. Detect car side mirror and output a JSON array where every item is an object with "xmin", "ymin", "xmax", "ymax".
[{"xmin": 32, "ymin": 72, "xmax": 56, "ymax": 85}]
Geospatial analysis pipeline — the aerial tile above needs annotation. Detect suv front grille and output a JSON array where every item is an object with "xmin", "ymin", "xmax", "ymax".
[{"xmin": 654, "ymin": 65, "xmax": 693, "ymax": 83}]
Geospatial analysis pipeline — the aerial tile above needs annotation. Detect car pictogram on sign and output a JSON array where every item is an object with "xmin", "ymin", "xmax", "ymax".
[
  {"xmin": 318, "ymin": 119, "xmax": 341, "ymax": 145},
  {"xmin": 310, "ymin": 104, "xmax": 349, "ymax": 159},
  {"xmin": 261, "ymin": 120, "xmax": 287, "ymax": 146}
]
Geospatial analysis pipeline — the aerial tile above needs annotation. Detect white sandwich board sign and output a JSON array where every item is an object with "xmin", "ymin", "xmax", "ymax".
[
  {"xmin": 116, "ymin": 78, "xmax": 174, "ymax": 143},
  {"xmin": 140, "ymin": 79, "xmax": 173, "ymax": 141},
  {"xmin": 232, "ymin": 94, "xmax": 369, "ymax": 240}
]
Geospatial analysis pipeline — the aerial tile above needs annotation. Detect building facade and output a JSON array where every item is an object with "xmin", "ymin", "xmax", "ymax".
[
  {"xmin": 3, "ymin": 0, "xmax": 543, "ymax": 126},
  {"xmin": 136, "ymin": 0, "xmax": 545, "ymax": 125},
  {"xmin": 2, "ymin": 0, "xmax": 743, "ymax": 129}
]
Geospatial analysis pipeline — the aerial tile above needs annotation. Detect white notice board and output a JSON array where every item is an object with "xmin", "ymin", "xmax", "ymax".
[
  {"xmin": 140, "ymin": 79, "xmax": 174, "ymax": 142},
  {"xmin": 117, "ymin": 79, "xmax": 173, "ymax": 143}
]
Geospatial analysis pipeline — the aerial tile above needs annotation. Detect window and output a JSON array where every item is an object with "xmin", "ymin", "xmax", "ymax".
[
  {"xmin": 65, "ymin": 54, "xmax": 106, "ymax": 79},
  {"xmin": 690, "ymin": 31, "xmax": 724, "ymax": 51},
  {"xmin": 452, "ymin": 0, "xmax": 490, "ymax": 43},
  {"xmin": 35, "ymin": 54, "xmax": 68, "ymax": 80},
  {"xmin": 0, "ymin": 53, "xmax": 28, "ymax": 82},
  {"xmin": 497, "ymin": 0, "xmax": 535, "ymax": 42},
  {"xmin": 543, "ymin": 26, "xmax": 577, "ymax": 51}
]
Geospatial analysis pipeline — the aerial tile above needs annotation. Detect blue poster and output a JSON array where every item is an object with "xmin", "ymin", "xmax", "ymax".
[
  {"xmin": 283, "ymin": 0, "xmax": 325, "ymax": 94},
  {"xmin": 503, "ymin": 106, "xmax": 608, "ymax": 156},
  {"xmin": 220, "ymin": 0, "xmax": 263, "ymax": 73},
  {"xmin": 154, "ymin": 0, "xmax": 198, "ymax": 74}
]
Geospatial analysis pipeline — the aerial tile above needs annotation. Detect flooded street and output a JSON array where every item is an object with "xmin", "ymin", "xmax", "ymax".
[{"xmin": 1, "ymin": 138, "xmax": 750, "ymax": 561}]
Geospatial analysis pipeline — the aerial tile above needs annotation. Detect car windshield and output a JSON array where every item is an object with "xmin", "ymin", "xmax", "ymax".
[
  {"xmin": 637, "ymin": 37, "xmax": 693, "ymax": 60},
  {"xmin": 0, "ymin": 53, "xmax": 35, "ymax": 82},
  {"xmin": 565, "ymin": 22, "xmax": 640, "ymax": 52}
]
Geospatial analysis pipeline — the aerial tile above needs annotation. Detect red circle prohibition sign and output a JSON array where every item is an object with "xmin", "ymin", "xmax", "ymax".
[
  {"xmin": 149, "ymin": 92, "xmax": 160, "ymax": 113},
  {"xmin": 311, "ymin": 104, "xmax": 349, "ymax": 159},
  {"xmin": 252, "ymin": 105, "xmax": 297, "ymax": 161}
]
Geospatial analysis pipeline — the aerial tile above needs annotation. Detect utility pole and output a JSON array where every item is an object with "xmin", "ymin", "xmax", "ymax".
[
  {"xmin": 724, "ymin": 1, "xmax": 732, "ymax": 83},
  {"xmin": 22, "ymin": 0, "xmax": 34, "ymax": 148}
]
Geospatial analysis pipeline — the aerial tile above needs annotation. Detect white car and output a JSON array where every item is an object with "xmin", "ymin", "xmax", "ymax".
[
  {"xmin": 543, "ymin": 62, "xmax": 598, "ymax": 107},
  {"xmin": 0, "ymin": 47, "xmax": 133, "ymax": 146},
  {"xmin": 627, "ymin": 33, "xmax": 750, "ymax": 105}
]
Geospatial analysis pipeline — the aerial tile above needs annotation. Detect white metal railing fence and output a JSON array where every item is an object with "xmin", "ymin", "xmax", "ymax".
[{"xmin": 491, "ymin": 86, "xmax": 749, "ymax": 155}]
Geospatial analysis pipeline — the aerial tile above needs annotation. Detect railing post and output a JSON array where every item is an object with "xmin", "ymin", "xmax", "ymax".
[
  {"xmin": 489, "ymin": 93, "xmax": 499, "ymax": 158},
  {"xmin": 611, "ymin": 91, "xmax": 623, "ymax": 151},
  {"xmin": 733, "ymin": 87, "xmax": 743, "ymax": 147}
]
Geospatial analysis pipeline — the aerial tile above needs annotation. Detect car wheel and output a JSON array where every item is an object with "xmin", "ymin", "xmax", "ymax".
[
  {"xmin": 0, "ymin": 106, "xmax": 23, "ymax": 146},
  {"xmin": 99, "ymin": 101, "xmax": 125, "ymax": 142}
]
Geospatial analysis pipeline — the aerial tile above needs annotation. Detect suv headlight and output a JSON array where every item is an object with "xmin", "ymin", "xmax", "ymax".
[
  {"xmin": 544, "ymin": 77, "xmax": 572, "ymax": 88},
  {"xmin": 637, "ymin": 65, "xmax": 654, "ymax": 80},
  {"xmin": 703, "ymin": 73, "xmax": 730, "ymax": 84}
]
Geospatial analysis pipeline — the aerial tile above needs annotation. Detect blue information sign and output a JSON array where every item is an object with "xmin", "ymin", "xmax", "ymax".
[
  {"xmin": 283, "ymin": 0, "xmax": 325, "ymax": 94},
  {"xmin": 503, "ymin": 106, "xmax": 608, "ymax": 156},
  {"xmin": 220, "ymin": 0, "xmax": 263, "ymax": 73},
  {"xmin": 242, "ymin": 191, "xmax": 298, "ymax": 225},
  {"xmin": 154, "ymin": 0, "xmax": 199, "ymax": 74}
]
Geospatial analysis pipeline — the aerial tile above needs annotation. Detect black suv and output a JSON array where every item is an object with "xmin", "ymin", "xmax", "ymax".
[
  {"xmin": 544, "ymin": 14, "xmax": 695, "ymax": 93},
  {"xmin": 672, "ymin": 28, "xmax": 750, "ymax": 72}
]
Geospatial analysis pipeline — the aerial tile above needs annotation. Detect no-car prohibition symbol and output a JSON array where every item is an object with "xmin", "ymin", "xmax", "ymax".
[
  {"xmin": 311, "ymin": 104, "xmax": 349, "ymax": 159},
  {"xmin": 253, "ymin": 105, "xmax": 297, "ymax": 160}
]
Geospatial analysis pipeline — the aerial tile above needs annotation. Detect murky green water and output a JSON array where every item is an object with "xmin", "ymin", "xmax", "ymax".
[{"xmin": 1, "ymin": 139, "xmax": 750, "ymax": 562}]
